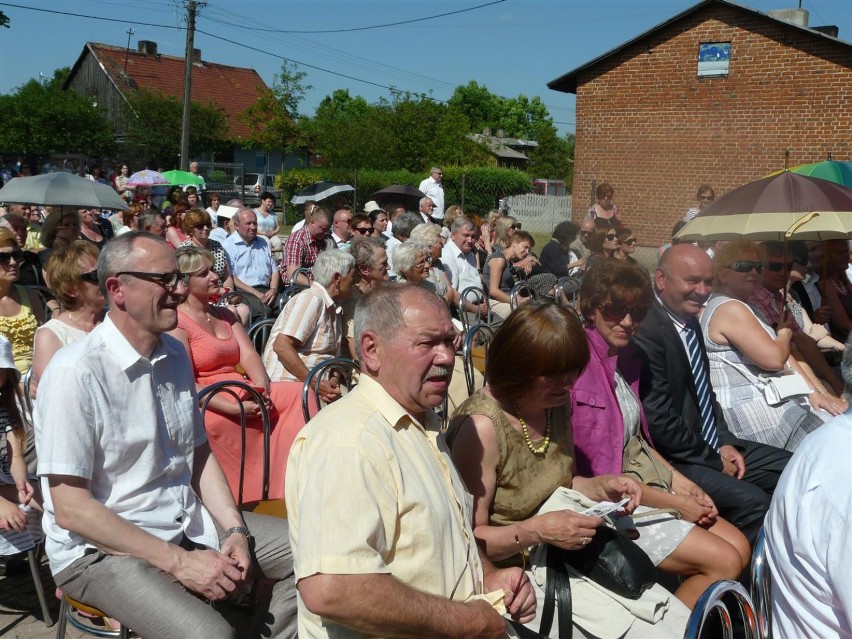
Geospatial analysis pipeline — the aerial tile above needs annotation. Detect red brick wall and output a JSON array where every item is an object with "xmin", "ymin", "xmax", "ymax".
[{"xmin": 571, "ymin": 3, "xmax": 852, "ymax": 245}]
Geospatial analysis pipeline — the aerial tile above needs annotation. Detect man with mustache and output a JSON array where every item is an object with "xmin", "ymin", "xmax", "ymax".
[
  {"xmin": 286, "ymin": 284, "xmax": 535, "ymax": 638},
  {"xmin": 35, "ymin": 233, "xmax": 297, "ymax": 638},
  {"xmin": 633, "ymin": 244, "xmax": 791, "ymax": 545}
]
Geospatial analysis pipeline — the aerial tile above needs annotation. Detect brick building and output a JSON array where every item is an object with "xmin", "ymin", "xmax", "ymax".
[{"xmin": 548, "ymin": 0, "xmax": 852, "ymax": 245}]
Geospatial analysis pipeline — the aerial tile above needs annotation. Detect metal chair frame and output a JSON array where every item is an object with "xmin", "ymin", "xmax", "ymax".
[
  {"xmin": 1, "ymin": 542, "xmax": 54, "ymax": 628},
  {"xmin": 684, "ymin": 580, "xmax": 759, "ymax": 639},
  {"xmin": 750, "ymin": 527, "xmax": 772, "ymax": 639},
  {"xmin": 459, "ymin": 286, "xmax": 491, "ymax": 335},
  {"xmin": 246, "ymin": 317, "xmax": 278, "ymax": 355},
  {"xmin": 25, "ymin": 284, "xmax": 59, "ymax": 321},
  {"xmin": 56, "ymin": 596, "xmax": 129, "ymax": 638},
  {"xmin": 197, "ymin": 380, "xmax": 271, "ymax": 506},
  {"xmin": 301, "ymin": 357, "xmax": 360, "ymax": 423},
  {"xmin": 462, "ymin": 324, "xmax": 494, "ymax": 397},
  {"xmin": 214, "ymin": 289, "xmax": 250, "ymax": 308},
  {"xmin": 554, "ymin": 277, "xmax": 581, "ymax": 308},
  {"xmin": 274, "ymin": 283, "xmax": 308, "ymax": 314}
]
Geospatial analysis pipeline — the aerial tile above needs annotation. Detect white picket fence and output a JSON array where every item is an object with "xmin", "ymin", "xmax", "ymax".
[{"xmin": 502, "ymin": 194, "xmax": 573, "ymax": 237}]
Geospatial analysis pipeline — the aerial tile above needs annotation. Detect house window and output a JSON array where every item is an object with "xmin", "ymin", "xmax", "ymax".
[{"xmin": 697, "ymin": 42, "xmax": 731, "ymax": 78}]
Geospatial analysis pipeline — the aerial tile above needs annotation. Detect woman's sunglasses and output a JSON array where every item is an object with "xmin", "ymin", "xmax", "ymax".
[
  {"xmin": 0, "ymin": 250, "xmax": 24, "ymax": 265},
  {"xmin": 80, "ymin": 269, "xmax": 100, "ymax": 283},
  {"xmin": 599, "ymin": 301, "xmax": 647, "ymax": 323},
  {"xmin": 510, "ymin": 223, "xmax": 522, "ymax": 231},
  {"xmin": 726, "ymin": 261, "xmax": 763, "ymax": 273},
  {"xmin": 354, "ymin": 226, "xmax": 374, "ymax": 235}
]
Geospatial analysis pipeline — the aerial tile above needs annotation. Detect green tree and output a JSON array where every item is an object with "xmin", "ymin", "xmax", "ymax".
[
  {"xmin": 448, "ymin": 81, "xmax": 554, "ymax": 139},
  {"xmin": 125, "ymin": 88, "xmax": 229, "ymax": 167},
  {"xmin": 0, "ymin": 11, "xmax": 9, "ymax": 28},
  {"xmin": 239, "ymin": 60, "xmax": 311, "ymax": 151},
  {"xmin": 0, "ymin": 78, "xmax": 115, "ymax": 155},
  {"xmin": 527, "ymin": 123, "xmax": 571, "ymax": 182}
]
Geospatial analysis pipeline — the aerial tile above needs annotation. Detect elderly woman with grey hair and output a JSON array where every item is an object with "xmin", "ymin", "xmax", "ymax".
[
  {"xmin": 409, "ymin": 223, "xmax": 457, "ymax": 308},
  {"xmin": 262, "ymin": 249, "xmax": 356, "ymax": 402}
]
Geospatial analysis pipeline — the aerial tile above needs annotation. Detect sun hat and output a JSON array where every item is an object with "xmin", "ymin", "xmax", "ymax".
[{"xmin": 0, "ymin": 335, "xmax": 21, "ymax": 384}]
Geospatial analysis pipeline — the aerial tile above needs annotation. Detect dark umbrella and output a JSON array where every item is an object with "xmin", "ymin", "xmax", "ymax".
[
  {"xmin": 371, "ymin": 185, "xmax": 426, "ymax": 211},
  {"xmin": 291, "ymin": 181, "xmax": 354, "ymax": 205},
  {"xmin": 696, "ymin": 171, "xmax": 852, "ymax": 217},
  {"xmin": 0, "ymin": 172, "xmax": 129, "ymax": 210}
]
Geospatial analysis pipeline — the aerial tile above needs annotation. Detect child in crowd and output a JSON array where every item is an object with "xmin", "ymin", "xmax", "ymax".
[{"xmin": 0, "ymin": 335, "xmax": 42, "ymax": 554}]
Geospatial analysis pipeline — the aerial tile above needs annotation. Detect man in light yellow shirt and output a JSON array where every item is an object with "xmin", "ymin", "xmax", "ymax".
[{"xmin": 286, "ymin": 284, "xmax": 535, "ymax": 638}]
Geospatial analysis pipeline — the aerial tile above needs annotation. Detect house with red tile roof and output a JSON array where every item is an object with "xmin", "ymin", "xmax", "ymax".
[{"xmin": 63, "ymin": 40, "xmax": 306, "ymax": 173}]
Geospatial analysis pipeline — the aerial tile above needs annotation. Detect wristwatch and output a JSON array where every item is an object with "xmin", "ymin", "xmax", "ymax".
[{"xmin": 220, "ymin": 526, "xmax": 255, "ymax": 550}]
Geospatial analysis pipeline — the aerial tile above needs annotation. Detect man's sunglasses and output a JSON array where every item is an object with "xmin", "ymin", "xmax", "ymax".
[
  {"xmin": 80, "ymin": 269, "xmax": 100, "ymax": 283},
  {"xmin": 0, "ymin": 250, "xmax": 24, "ymax": 265},
  {"xmin": 354, "ymin": 227, "xmax": 374, "ymax": 235},
  {"xmin": 599, "ymin": 301, "xmax": 647, "ymax": 323},
  {"xmin": 726, "ymin": 261, "xmax": 763, "ymax": 273},
  {"xmin": 116, "ymin": 270, "xmax": 188, "ymax": 289},
  {"xmin": 764, "ymin": 261, "xmax": 793, "ymax": 272}
]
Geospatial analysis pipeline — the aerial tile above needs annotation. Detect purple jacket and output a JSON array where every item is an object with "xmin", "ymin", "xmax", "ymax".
[{"xmin": 570, "ymin": 327, "xmax": 653, "ymax": 477}]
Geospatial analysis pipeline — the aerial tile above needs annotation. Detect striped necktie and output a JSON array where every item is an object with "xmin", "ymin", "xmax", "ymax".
[{"xmin": 684, "ymin": 318, "xmax": 720, "ymax": 451}]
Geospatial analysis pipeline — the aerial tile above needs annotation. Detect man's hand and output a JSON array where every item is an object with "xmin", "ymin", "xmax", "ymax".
[
  {"xmin": 318, "ymin": 378, "xmax": 342, "ymax": 403},
  {"xmin": 261, "ymin": 289, "xmax": 278, "ymax": 306},
  {"xmin": 172, "ymin": 547, "xmax": 243, "ymax": 601},
  {"xmin": 219, "ymin": 533, "xmax": 252, "ymax": 583},
  {"xmin": 459, "ymin": 599, "xmax": 513, "ymax": 639},
  {"xmin": 483, "ymin": 567, "xmax": 536, "ymax": 624},
  {"xmin": 719, "ymin": 445, "xmax": 746, "ymax": 479}
]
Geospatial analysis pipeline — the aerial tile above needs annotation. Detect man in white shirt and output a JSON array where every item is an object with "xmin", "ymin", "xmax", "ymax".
[
  {"xmin": 765, "ymin": 339, "xmax": 852, "ymax": 639},
  {"xmin": 418, "ymin": 166, "xmax": 445, "ymax": 220},
  {"xmin": 441, "ymin": 216, "xmax": 488, "ymax": 320},
  {"xmin": 35, "ymin": 232, "xmax": 296, "ymax": 639}
]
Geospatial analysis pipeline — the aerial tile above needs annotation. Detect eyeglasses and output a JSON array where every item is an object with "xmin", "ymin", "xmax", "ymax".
[
  {"xmin": 599, "ymin": 301, "xmax": 647, "ymax": 323},
  {"xmin": 193, "ymin": 223, "xmax": 212, "ymax": 230},
  {"xmin": 354, "ymin": 226, "xmax": 374, "ymax": 235},
  {"xmin": 115, "ymin": 270, "xmax": 188, "ymax": 289},
  {"xmin": 510, "ymin": 224, "xmax": 522, "ymax": 231},
  {"xmin": 697, "ymin": 195, "xmax": 715, "ymax": 202},
  {"xmin": 0, "ymin": 250, "xmax": 24, "ymax": 265},
  {"xmin": 726, "ymin": 261, "xmax": 763, "ymax": 273},
  {"xmin": 580, "ymin": 230, "xmax": 593, "ymax": 236},
  {"xmin": 416, "ymin": 256, "xmax": 433, "ymax": 266},
  {"xmin": 623, "ymin": 238, "xmax": 637, "ymax": 245},
  {"xmin": 80, "ymin": 269, "xmax": 100, "ymax": 283},
  {"xmin": 605, "ymin": 233, "xmax": 618, "ymax": 241},
  {"xmin": 765, "ymin": 261, "xmax": 793, "ymax": 272}
]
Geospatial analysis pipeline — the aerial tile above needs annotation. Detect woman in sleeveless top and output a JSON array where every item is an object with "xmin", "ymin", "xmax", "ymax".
[
  {"xmin": 30, "ymin": 242, "xmax": 104, "ymax": 400},
  {"xmin": 0, "ymin": 229, "xmax": 46, "ymax": 374},
  {"xmin": 169, "ymin": 246, "xmax": 309, "ymax": 503},
  {"xmin": 701, "ymin": 241, "xmax": 841, "ymax": 451},
  {"xmin": 447, "ymin": 301, "xmax": 690, "ymax": 638}
]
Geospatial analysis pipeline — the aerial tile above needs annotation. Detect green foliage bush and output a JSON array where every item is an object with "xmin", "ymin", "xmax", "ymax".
[{"xmin": 276, "ymin": 166, "xmax": 532, "ymax": 225}]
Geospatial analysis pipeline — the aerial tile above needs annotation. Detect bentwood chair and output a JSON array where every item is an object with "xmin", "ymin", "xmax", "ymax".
[
  {"xmin": 246, "ymin": 317, "xmax": 277, "ymax": 355},
  {"xmin": 683, "ymin": 580, "xmax": 759, "ymax": 639},
  {"xmin": 509, "ymin": 281, "xmax": 536, "ymax": 311},
  {"xmin": 197, "ymin": 380, "xmax": 271, "ymax": 508},
  {"xmin": 301, "ymin": 357, "xmax": 360, "ymax": 423},
  {"xmin": 750, "ymin": 528, "xmax": 772, "ymax": 639},
  {"xmin": 462, "ymin": 324, "xmax": 494, "ymax": 397},
  {"xmin": 459, "ymin": 286, "xmax": 492, "ymax": 334}
]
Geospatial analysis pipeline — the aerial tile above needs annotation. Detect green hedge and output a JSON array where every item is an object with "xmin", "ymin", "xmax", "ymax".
[{"xmin": 275, "ymin": 167, "xmax": 532, "ymax": 225}]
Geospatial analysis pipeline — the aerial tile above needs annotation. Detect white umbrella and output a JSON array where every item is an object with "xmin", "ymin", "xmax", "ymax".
[{"xmin": 0, "ymin": 172, "xmax": 129, "ymax": 211}]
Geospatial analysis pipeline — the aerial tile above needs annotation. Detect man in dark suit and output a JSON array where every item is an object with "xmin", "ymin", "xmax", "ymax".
[{"xmin": 633, "ymin": 243, "xmax": 791, "ymax": 545}]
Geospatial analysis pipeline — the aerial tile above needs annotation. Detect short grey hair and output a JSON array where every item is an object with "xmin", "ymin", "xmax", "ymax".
[
  {"xmin": 98, "ymin": 231, "xmax": 171, "ymax": 299},
  {"xmin": 842, "ymin": 336, "xmax": 852, "ymax": 401},
  {"xmin": 353, "ymin": 283, "xmax": 444, "ymax": 359},
  {"xmin": 350, "ymin": 236, "xmax": 386, "ymax": 268},
  {"xmin": 392, "ymin": 212, "xmax": 422, "ymax": 241},
  {"xmin": 431, "ymin": 166, "xmax": 443, "ymax": 174},
  {"xmin": 409, "ymin": 223, "xmax": 441, "ymax": 247},
  {"xmin": 451, "ymin": 216, "xmax": 475, "ymax": 234},
  {"xmin": 393, "ymin": 241, "xmax": 429, "ymax": 280},
  {"xmin": 419, "ymin": 197, "xmax": 433, "ymax": 209},
  {"xmin": 311, "ymin": 248, "xmax": 355, "ymax": 288}
]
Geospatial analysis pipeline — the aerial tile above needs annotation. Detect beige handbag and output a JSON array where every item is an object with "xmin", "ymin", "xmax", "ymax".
[{"xmin": 622, "ymin": 435, "xmax": 673, "ymax": 492}]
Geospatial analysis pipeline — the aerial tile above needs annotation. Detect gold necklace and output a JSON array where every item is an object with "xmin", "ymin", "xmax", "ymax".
[
  {"xmin": 513, "ymin": 402, "xmax": 551, "ymax": 455},
  {"xmin": 182, "ymin": 302, "xmax": 210, "ymax": 323}
]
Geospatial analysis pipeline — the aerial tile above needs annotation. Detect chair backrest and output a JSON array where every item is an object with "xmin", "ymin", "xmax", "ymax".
[
  {"xmin": 302, "ymin": 357, "xmax": 360, "ymax": 423},
  {"xmin": 246, "ymin": 317, "xmax": 278, "ymax": 355},
  {"xmin": 21, "ymin": 368, "xmax": 33, "ymax": 415},
  {"xmin": 215, "ymin": 289, "xmax": 250, "ymax": 308},
  {"xmin": 459, "ymin": 286, "xmax": 491, "ymax": 334},
  {"xmin": 25, "ymin": 285, "xmax": 58, "ymax": 321},
  {"xmin": 197, "ymin": 380, "xmax": 271, "ymax": 507},
  {"xmin": 509, "ymin": 281, "xmax": 536, "ymax": 311},
  {"xmin": 275, "ymin": 283, "xmax": 308, "ymax": 314},
  {"xmin": 554, "ymin": 276, "xmax": 581, "ymax": 308},
  {"xmin": 684, "ymin": 580, "xmax": 760, "ymax": 639},
  {"xmin": 750, "ymin": 527, "xmax": 772, "ymax": 639},
  {"xmin": 462, "ymin": 323, "xmax": 494, "ymax": 397}
]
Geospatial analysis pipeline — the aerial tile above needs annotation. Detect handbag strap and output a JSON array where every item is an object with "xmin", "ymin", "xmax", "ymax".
[
  {"xmin": 540, "ymin": 546, "xmax": 574, "ymax": 639},
  {"xmin": 633, "ymin": 436, "xmax": 673, "ymax": 491}
]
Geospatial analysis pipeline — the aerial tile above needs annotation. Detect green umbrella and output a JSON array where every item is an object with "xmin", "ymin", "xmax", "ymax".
[
  {"xmin": 782, "ymin": 161, "xmax": 852, "ymax": 188},
  {"xmin": 161, "ymin": 169, "xmax": 204, "ymax": 186}
]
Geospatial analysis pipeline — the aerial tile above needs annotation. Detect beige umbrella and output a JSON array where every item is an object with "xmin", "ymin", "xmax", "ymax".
[{"xmin": 674, "ymin": 211, "xmax": 852, "ymax": 242}]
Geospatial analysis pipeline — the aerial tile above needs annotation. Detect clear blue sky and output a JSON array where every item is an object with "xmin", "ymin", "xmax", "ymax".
[{"xmin": 1, "ymin": 0, "xmax": 849, "ymax": 135}]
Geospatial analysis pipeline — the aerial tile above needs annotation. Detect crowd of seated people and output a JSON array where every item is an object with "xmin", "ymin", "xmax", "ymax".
[{"xmin": 2, "ymin": 175, "xmax": 852, "ymax": 639}]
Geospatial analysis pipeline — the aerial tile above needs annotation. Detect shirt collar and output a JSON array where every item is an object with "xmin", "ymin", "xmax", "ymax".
[
  {"xmin": 310, "ymin": 281, "xmax": 337, "ymax": 311},
  {"xmin": 655, "ymin": 293, "xmax": 691, "ymax": 332},
  {"xmin": 356, "ymin": 374, "xmax": 439, "ymax": 433},
  {"xmin": 99, "ymin": 313, "xmax": 170, "ymax": 371}
]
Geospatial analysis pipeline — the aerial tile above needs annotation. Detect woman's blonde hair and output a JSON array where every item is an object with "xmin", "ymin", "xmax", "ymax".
[
  {"xmin": 713, "ymin": 240, "xmax": 765, "ymax": 287},
  {"xmin": 45, "ymin": 241, "xmax": 101, "ymax": 309},
  {"xmin": 174, "ymin": 245, "xmax": 213, "ymax": 273},
  {"xmin": 494, "ymin": 215, "xmax": 518, "ymax": 248},
  {"xmin": 0, "ymin": 227, "xmax": 16, "ymax": 249},
  {"xmin": 181, "ymin": 208, "xmax": 212, "ymax": 234}
]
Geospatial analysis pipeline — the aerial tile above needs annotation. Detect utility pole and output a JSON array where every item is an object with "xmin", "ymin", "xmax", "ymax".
[{"xmin": 179, "ymin": 0, "xmax": 203, "ymax": 170}]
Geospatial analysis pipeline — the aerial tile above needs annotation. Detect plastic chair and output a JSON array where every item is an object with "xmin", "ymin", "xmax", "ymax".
[
  {"xmin": 509, "ymin": 281, "xmax": 536, "ymax": 311},
  {"xmin": 197, "ymin": 380, "xmax": 271, "ymax": 507},
  {"xmin": 459, "ymin": 286, "xmax": 491, "ymax": 334},
  {"xmin": 462, "ymin": 324, "xmax": 494, "ymax": 397},
  {"xmin": 301, "ymin": 357, "xmax": 360, "ymax": 423},
  {"xmin": 246, "ymin": 317, "xmax": 277, "ymax": 355},
  {"xmin": 683, "ymin": 580, "xmax": 759, "ymax": 639},
  {"xmin": 750, "ymin": 527, "xmax": 772, "ymax": 639},
  {"xmin": 56, "ymin": 595, "xmax": 129, "ymax": 638}
]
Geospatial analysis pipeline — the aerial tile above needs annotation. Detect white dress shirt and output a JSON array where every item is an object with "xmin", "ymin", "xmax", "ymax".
[
  {"xmin": 441, "ymin": 240, "xmax": 482, "ymax": 295},
  {"xmin": 418, "ymin": 176, "xmax": 445, "ymax": 219}
]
